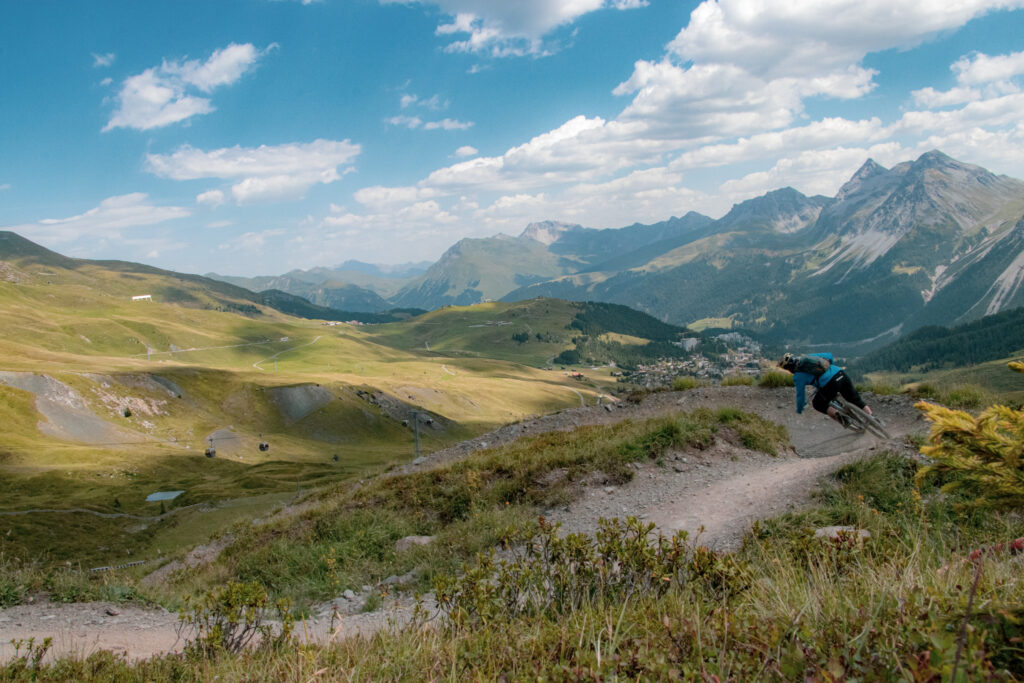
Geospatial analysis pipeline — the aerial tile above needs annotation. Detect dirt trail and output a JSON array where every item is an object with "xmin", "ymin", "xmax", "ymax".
[{"xmin": 0, "ymin": 386, "xmax": 926, "ymax": 662}]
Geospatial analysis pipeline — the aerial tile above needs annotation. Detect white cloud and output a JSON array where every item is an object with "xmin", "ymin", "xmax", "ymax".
[
  {"xmin": 911, "ymin": 49, "xmax": 1024, "ymax": 106},
  {"xmin": 196, "ymin": 189, "xmax": 226, "ymax": 207},
  {"xmin": 670, "ymin": 117, "xmax": 888, "ymax": 170},
  {"xmin": 218, "ymin": 229, "xmax": 286, "ymax": 252},
  {"xmin": 454, "ymin": 145, "xmax": 478, "ymax": 157},
  {"xmin": 953, "ymin": 49, "xmax": 1024, "ymax": 85},
  {"xmin": 2, "ymin": 193, "xmax": 190, "ymax": 244},
  {"xmin": 387, "ymin": 115, "xmax": 472, "ymax": 130},
  {"xmin": 401, "ymin": 93, "xmax": 446, "ymax": 110},
  {"xmin": 382, "ymin": 0, "xmax": 645, "ymax": 56},
  {"xmin": 897, "ymin": 92, "xmax": 1024, "ymax": 135},
  {"xmin": 666, "ymin": 0, "xmax": 1024, "ymax": 81},
  {"xmin": 207, "ymin": 220, "xmax": 233, "ymax": 229},
  {"xmin": 717, "ymin": 144, "xmax": 908, "ymax": 204},
  {"xmin": 103, "ymin": 43, "xmax": 274, "ymax": 131},
  {"xmin": 911, "ymin": 86, "xmax": 981, "ymax": 108},
  {"xmin": 424, "ymin": 118, "xmax": 473, "ymax": 130},
  {"xmin": 0, "ymin": 184, "xmax": 10, "ymax": 191},
  {"xmin": 354, "ymin": 185, "xmax": 438, "ymax": 210},
  {"xmin": 146, "ymin": 139, "xmax": 361, "ymax": 203},
  {"xmin": 290, "ymin": 0, "xmax": 1024, "ymax": 263},
  {"xmin": 92, "ymin": 52, "xmax": 115, "ymax": 68},
  {"xmin": 388, "ymin": 115, "xmax": 423, "ymax": 129}
]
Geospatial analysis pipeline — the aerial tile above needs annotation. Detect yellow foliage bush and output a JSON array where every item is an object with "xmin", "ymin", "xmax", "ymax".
[{"xmin": 914, "ymin": 361, "xmax": 1024, "ymax": 511}]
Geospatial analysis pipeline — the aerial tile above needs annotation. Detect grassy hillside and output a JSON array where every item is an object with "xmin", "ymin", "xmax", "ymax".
[
  {"xmin": 7, "ymin": 433, "xmax": 1022, "ymax": 680},
  {"xmin": 0, "ymin": 240, "xmax": 618, "ymax": 566},
  {"xmin": 365, "ymin": 299, "xmax": 581, "ymax": 365},
  {"xmin": 366, "ymin": 298, "xmax": 691, "ymax": 369}
]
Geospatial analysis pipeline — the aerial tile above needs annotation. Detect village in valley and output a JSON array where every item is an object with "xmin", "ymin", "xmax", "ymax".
[{"xmin": 613, "ymin": 332, "xmax": 766, "ymax": 388}]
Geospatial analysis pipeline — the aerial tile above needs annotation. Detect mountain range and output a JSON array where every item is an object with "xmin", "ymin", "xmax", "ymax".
[{"xmin": 207, "ymin": 150, "xmax": 1024, "ymax": 350}]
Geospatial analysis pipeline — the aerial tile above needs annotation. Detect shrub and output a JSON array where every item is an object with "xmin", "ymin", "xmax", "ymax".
[
  {"xmin": 721, "ymin": 375, "xmax": 754, "ymax": 386},
  {"xmin": 713, "ymin": 407, "xmax": 789, "ymax": 456},
  {"xmin": 0, "ymin": 575, "xmax": 25, "ymax": 608},
  {"xmin": 908, "ymin": 382, "xmax": 939, "ymax": 399},
  {"xmin": 178, "ymin": 581, "xmax": 294, "ymax": 656},
  {"xmin": 757, "ymin": 371, "xmax": 793, "ymax": 388},
  {"xmin": 915, "ymin": 403, "xmax": 1024, "ymax": 512},
  {"xmin": 671, "ymin": 376, "xmax": 701, "ymax": 391}
]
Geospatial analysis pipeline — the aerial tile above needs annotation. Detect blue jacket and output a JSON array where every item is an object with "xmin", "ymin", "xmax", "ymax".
[{"xmin": 793, "ymin": 352, "xmax": 841, "ymax": 414}]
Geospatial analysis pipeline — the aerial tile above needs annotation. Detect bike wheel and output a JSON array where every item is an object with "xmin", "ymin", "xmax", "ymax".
[{"xmin": 846, "ymin": 403, "xmax": 892, "ymax": 440}]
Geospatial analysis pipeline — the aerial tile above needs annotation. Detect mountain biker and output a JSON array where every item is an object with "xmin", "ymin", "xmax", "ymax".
[{"xmin": 778, "ymin": 352, "xmax": 872, "ymax": 427}]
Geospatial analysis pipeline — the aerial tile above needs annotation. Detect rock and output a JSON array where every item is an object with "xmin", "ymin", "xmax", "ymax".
[
  {"xmin": 343, "ymin": 589, "xmax": 356, "ymax": 601},
  {"xmin": 814, "ymin": 526, "xmax": 871, "ymax": 541},
  {"xmin": 395, "ymin": 535, "xmax": 435, "ymax": 553},
  {"xmin": 105, "ymin": 608, "xmax": 120, "ymax": 616},
  {"xmin": 673, "ymin": 465, "xmax": 685, "ymax": 473},
  {"xmin": 603, "ymin": 487, "xmax": 615, "ymax": 494},
  {"xmin": 604, "ymin": 404, "xmax": 613, "ymax": 412},
  {"xmin": 381, "ymin": 570, "xmax": 417, "ymax": 586},
  {"xmin": 411, "ymin": 456, "xmax": 427, "ymax": 466}
]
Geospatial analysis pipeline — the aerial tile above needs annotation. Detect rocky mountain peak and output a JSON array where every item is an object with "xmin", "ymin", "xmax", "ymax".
[
  {"xmin": 520, "ymin": 221, "xmax": 583, "ymax": 245},
  {"xmin": 718, "ymin": 187, "xmax": 825, "ymax": 233}
]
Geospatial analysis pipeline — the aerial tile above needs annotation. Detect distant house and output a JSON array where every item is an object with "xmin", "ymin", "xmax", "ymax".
[{"xmin": 131, "ymin": 294, "xmax": 153, "ymax": 302}]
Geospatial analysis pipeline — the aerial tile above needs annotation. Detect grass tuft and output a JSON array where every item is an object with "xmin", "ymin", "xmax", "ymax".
[{"xmin": 757, "ymin": 371, "xmax": 794, "ymax": 388}]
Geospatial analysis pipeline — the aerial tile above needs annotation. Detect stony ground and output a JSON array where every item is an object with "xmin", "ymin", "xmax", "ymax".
[{"xmin": 0, "ymin": 385, "xmax": 927, "ymax": 662}]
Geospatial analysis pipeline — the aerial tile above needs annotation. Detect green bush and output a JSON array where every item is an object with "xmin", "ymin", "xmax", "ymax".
[
  {"xmin": 0, "ymin": 576, "xmax": 25, "ymax": 608},
  {"xmin": 908, "ymin": 382, "xmax": 939, "ymax": 399},
  {"xmin": 671, "ymin": 376, "xmax": 701, "ymax": 391},
  {"xmin": 721, "ymin": 375, "xmax": 755, "ymax": 386},
  {"xmin": 757, "ymin": 371, "xmax": 794, "ymax": 388},
  {"xmin": 178, "ymin": 581, "xmax": 294, "ymax": 656}
]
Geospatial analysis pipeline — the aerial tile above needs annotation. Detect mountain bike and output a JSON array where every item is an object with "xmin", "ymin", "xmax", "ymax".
[{"xmin": 829, "ymin": 395, "xmax": 892, "ymax": 439}]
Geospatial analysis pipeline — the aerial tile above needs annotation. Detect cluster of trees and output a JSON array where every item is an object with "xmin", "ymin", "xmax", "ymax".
[
  {"xmin": 856, "ymin": 306, "xmax": 1024, "ymax": 373},
  {"xmin": 568, "ymin": 302, "xmax": 687, "ymax": 341}
]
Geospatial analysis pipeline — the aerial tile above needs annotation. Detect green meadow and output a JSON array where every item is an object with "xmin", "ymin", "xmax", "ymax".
[{"xmin": 0, "ymin": 255, "xmax": 614, "ymax": 566}]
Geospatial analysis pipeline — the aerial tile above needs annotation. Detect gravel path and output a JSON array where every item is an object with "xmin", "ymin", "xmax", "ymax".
[{"xmin": 0, "ymin": 385, "xmax": 927, "ymax": 663}]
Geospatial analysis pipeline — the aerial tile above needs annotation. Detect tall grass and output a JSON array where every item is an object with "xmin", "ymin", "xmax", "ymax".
[
  {"xmin": 671, "ymin": 375, "xmax": 702, "ymax": 391},
  {"xmin": 758, "ymin": 370, "xmax": 794, "ymax": 388}
]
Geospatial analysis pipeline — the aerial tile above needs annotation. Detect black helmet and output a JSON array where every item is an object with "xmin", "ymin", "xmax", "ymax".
[{"xmin": 779, "ymin": 352, "xmax": 797, "ymax": 372}]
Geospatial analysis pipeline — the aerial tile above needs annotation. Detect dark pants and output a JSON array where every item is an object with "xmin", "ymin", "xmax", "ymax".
[{"xmin": 811, "ymin": 371, "xmax": 867, "ymax": 415}]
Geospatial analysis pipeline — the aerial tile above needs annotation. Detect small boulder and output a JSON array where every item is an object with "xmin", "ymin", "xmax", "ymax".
[
  {"xmin": 342, "ymin": 589, "xmax": 356, "ymax": 601},
  {"xmin": 395, "ymin": 535, "xmax": 435, "ymax": 553}
]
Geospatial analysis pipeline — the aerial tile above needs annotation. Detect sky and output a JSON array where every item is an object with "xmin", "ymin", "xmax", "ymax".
[{"xmin": 3, "ymin": 0, "xmax": 1024, "ymax": 276}]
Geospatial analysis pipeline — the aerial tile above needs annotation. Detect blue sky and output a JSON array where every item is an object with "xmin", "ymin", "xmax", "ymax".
[{"xmin": 3, "ymin": 0, "xmax": 1024, "ymax": 276}]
